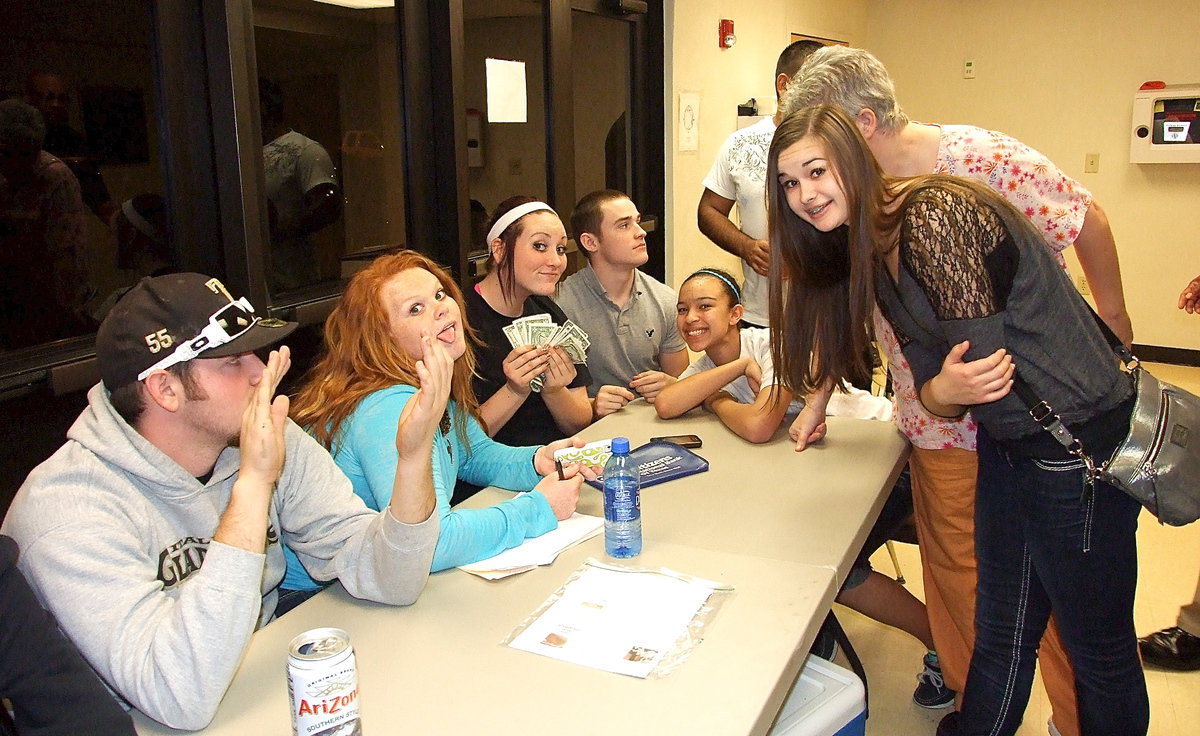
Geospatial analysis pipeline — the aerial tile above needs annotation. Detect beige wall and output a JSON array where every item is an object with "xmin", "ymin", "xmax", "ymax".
[
  {"xmin": 664, "ymin": 0, "xmax": 869, "ymax": 289},
  {"xmin": 865, "ymin": 0, "xmax": 1200, "ymax": 351},
  {"xmin": 666, "ymin": 0, "xmax": 1200, "ymax": 351}
]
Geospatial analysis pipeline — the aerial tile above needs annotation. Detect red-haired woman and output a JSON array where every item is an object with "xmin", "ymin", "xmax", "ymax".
[{"xmin": 277, "ymin": 251, "xmax": 591, "ymax": 614}]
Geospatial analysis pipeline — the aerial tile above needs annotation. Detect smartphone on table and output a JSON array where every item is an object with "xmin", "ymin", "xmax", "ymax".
[{"xmin": 648, "ymin": 434, "xmax": 703, "ymax": 449}]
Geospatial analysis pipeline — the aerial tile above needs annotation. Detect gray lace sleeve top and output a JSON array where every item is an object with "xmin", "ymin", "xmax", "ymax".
[{"xmin": 875, "ymin": 181, "xmax": 1131, "ymax": 444}]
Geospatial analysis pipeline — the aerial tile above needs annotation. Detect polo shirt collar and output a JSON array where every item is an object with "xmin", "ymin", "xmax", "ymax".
[{"xmin": 578, "ymin": 265, "xmax": 643, "ymax": 309}]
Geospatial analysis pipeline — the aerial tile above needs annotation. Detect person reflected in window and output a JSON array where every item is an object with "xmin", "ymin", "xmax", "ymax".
[
  {"xmin": 91, "ymin": 194, "xmax": 175, "ymax": 322},
  {"xmin": 24, "ymin": 71, "xmax": 117, "ymax": 224},
  {"xmin": 0, "ymin": 99, "xmax": 91, "ymax": 350},
  {"xmin": 259, "ymin": 77, "xmax": 341, "ymax": 292}
]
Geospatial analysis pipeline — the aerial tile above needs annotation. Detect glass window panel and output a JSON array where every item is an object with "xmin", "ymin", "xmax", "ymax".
[
  {"xmin": 252, "ymin": 0, "xmax": 407, "ymax": 295},
  {"xmin": 1, "ymin": 0, "xmax": 177, "ymax": 356},
  {"xmin": 571, "ymin": 10, "xmax": 631, "ymax": 197},
  {"xmin": 463, "ymin": 0, "xmax": 548, "ymax": 260}
]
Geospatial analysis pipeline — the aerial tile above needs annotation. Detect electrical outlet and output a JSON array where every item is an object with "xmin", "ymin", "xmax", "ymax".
[
  {"xmin": 962, "ymin": 59, "xmax": 976, "ymax": 79},
  {"xmin": 1078, "ymin": 274, "xmax": 1091, "ymax": 295},
  {"xmin": 1084, "ymin": 153, "xmax": 1100, "ymax": 173}
]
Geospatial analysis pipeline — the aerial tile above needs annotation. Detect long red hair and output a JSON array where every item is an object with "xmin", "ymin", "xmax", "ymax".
[{"xmin": 291, "ymin": 251, "xmax": 483, "ymax": 451}]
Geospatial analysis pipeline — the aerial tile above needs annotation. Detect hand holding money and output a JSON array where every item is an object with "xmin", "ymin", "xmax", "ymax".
[{"xmin": 502, "ymin": 314, "xmax": 590, "ymax": 393}]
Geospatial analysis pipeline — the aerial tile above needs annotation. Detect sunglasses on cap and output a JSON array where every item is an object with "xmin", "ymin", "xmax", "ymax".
[{"xmin": 137, "ymin": 297, "xmax": 260, "ymax": 381}]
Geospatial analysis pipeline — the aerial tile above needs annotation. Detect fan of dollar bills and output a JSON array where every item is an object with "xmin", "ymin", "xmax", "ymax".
[{"xmin": 502, "ymin": 314, "xmax": 590, "ymax": 393}]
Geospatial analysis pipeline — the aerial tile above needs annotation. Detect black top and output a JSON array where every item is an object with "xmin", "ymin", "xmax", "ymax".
[
  {"xmin": 0, "ymin": 535, "xmax": 136, "ymax": 736},
  {"xmin": 463, "ymin": 283, "xmax": 592, "ymax": 447}
]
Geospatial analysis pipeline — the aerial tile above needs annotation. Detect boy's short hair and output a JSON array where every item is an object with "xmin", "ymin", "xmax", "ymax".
[
  {"xmin": 569, "ymin": 189, "xmax": 629, "ymax": 246},
  {"xmin": 775, "ymin": 39, "xmax": 825, "ymax": 81}
]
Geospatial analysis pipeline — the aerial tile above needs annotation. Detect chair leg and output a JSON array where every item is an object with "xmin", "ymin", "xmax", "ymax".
[
  {"xmin": 885, "ymin": 539, "xmax": 905, "ymax": 585},
  {"xmin": 826, "ymin": 610, "xmax": 869, "ymax": 720}
]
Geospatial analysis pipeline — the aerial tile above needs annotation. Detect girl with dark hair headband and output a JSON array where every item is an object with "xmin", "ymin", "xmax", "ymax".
[{"xmin": 462, "ymin": 196, "xmax": 595, "ymax": 450}]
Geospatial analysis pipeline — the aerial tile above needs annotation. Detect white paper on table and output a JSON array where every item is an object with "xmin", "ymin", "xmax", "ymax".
[
  {"xmin": 507, "ymin": 562, "xmax": 719, "ymax": 678},
  {"xmin": 485, "ymin": 58, "xmax": 527, "ymax": 123},
  {"xmin": 458, "ymin": 513, "xmax": 603, "ymax": 579}
]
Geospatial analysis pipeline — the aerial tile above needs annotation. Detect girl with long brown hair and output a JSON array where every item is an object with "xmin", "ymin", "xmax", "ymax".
[
  {"xmin": 463, "ymin": 196, "xmax": 594, "ymax": 448},
  {"xmin": 278, "ymin": 251, "xmax": 590, "ymax": 609},
  {"xmin": 767, "ymin": 106, "xmax": 1145, "ymax": 736}
]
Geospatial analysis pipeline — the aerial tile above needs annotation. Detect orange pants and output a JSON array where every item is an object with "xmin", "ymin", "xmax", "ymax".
[{"xmin": 910, "ymin": 446, "xmax": 1080, "ymax": 736}]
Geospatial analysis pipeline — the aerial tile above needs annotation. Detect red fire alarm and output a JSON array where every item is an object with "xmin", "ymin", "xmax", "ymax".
[{"xmin": 719, "ymin": 19, "xmax": 736, "ymax": 49}]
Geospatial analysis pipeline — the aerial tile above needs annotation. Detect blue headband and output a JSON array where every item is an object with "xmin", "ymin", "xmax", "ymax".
[{"xmin": 692, "ymin": 269, "xmax": 742, "ymax": 304}]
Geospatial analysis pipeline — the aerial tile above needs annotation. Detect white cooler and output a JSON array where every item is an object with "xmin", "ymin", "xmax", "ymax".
[{"xmin": 768, "ymin": 654, "xmax": 867, "ymax": 736}]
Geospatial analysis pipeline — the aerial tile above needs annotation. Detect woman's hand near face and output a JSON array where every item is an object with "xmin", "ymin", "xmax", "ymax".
[
  {"xmin": 538, "ymin": 347, "xmax": 577, "ymax": 394},
  {"xmin": 395, "ymin": 332, "xmax": 454, "ymax": 458},
  {"xmin": 502, "ymin": 344, "xmax": 550, "ymax": 396}
]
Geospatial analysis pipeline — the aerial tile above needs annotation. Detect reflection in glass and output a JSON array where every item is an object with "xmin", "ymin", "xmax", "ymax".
[
  {"xmin": 2, "ymin": 1, "xmax": 173, "ymax": 354},
  {"xmin": 572, "ymin": 11, "xmax": 631, "ymax": 197},
  {"xmin": 464, "ymin": 1, "xmax": 547, "ymax": 259},
  {"xmin": 253, "ymin": 0, "xmax": 407, "ymax": 295}
]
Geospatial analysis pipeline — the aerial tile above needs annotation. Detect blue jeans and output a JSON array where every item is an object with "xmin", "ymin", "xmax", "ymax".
[{"xmin": 962, "ymin": 428, "xmax": 1147, "ymax": 736}]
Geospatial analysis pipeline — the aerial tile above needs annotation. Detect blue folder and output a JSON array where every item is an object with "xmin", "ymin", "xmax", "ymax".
[{"xmin": 584, "ymin": 441, "xmax": 709, "ymax": 491}]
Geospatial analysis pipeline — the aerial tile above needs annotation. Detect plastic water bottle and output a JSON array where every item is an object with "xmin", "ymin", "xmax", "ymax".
[{"xmin": 603, "ymin": 437, "xmax": 642, "ymax": 558}]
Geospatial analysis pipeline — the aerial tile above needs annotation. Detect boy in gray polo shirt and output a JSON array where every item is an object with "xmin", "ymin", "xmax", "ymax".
[{"xmin": 556, "ymin": 190, "xmax": 688, "ymax": 417}]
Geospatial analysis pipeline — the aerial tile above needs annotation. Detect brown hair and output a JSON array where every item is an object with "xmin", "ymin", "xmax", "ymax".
[
  {"xmin": 569, "ymin": 189, "xmax": 629, "ymax": 256},
  {"xmin": 109, "ymin": 362, "xmax": 203, "ymax": 427},
  {"xmin": 775, "ymin": 39, "xmax": 825, "ymax": 89},
  {"xmin": 485, "ymin": 195, "xmax": 556, "ymax": 301},
  {"xmin": 766, "ymin": 105, "xmax": 895, "ymax": 395},
  {"xmin": 291, "ymin": 251, "xmax": 483, "ymax": 451}
]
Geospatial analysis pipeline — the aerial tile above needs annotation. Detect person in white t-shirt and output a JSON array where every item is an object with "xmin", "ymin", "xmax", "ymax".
[
  {"xmin": 655, "ymin": 268, "xmax": 951, "ymax": 708},
  {"xmin": 259, "ymin": 77, "xmax": 342, "ymax": 292},
  {"xmin": 655, "ymin": 268, "xmax": 890, "ymax": 442},
  {"xmin": 696, "ymin": 39, "xmax": 825, "ymax": 327}
]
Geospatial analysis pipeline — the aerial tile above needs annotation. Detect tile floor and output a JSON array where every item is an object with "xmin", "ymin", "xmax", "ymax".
[{"xmin": 830, "ymin": 362, "xmax": 1200, "ymax": 736}]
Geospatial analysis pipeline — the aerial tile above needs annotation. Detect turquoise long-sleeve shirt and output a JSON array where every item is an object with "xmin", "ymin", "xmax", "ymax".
[{"xmin": 282, "ymin": 385, "xmax": 553, "ymax": 589}]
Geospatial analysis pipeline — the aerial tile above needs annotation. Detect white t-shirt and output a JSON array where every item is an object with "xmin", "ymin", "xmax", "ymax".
[
  {"xmin": 702, "ymin": 117, "xmax": 776, "ymax": 327},
  {"xmin": 263, "ymin": 130, "xmax": 337, "ymax": 224},
  {"xmin": 679, "ymin": 327, "xmax": 893, "ymax": 421}
]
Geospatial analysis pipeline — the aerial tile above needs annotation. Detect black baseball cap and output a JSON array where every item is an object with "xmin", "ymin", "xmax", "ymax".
[{"xmin": 97, "ymin": 273, "xmax": 297, "ymax": 390}]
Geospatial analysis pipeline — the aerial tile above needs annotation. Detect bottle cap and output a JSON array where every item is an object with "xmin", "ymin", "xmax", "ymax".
[{"xmin": 611, "ymin": 437, "xmax": 631, "ymax": 454}]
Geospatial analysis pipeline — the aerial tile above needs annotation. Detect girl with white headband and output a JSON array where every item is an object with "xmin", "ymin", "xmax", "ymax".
[
  {"xmin": 656, "ymin": 267, "xmax": 891, "ymax": 441},
  {"xmin": 462, "ymin": 196, "xmax": 594, "ymax": 459},
  {"xmin": 657, "ymin": 268, "xmax": 945, "ymax": 704}
]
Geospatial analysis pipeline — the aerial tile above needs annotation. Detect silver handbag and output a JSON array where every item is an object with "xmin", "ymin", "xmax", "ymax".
[
  {"xmin": 1098, "ymin": 366, "xmax": 1200, "ymax": 526},
  {"xmin": 1015, "ymin": 324, "xmax": 1200, "ymax": 526}
]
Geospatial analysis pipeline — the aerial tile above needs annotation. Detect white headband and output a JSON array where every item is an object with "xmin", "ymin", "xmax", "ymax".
[
  {"xmin": 486, "ymin": 201, "xmax": 555, "ymax": 246},
  {"xmin": 122, "ymin": 199, "xmax": 161, "ymax": 243}
]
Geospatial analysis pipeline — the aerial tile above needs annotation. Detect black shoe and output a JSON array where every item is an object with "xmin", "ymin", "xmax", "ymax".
[
  {"xmin": 808, "ymin": 618, "xmax": 839, "ymax": 661},
  {"xmin": 1139, "ymin": 626, "xmax": 1200, "ymax": 671},
  {"xmin": 935, "ymin": 710, "xmax": 961, "ymax": 736},
  {"xmin": 913, "ymin": 652, "xmax": 956, "ymax": 708}
]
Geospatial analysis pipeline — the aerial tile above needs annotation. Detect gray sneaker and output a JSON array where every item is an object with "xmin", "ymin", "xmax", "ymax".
[{"xmin": 913, "ymin": 652, "xmax": 956, "ymax": 709}]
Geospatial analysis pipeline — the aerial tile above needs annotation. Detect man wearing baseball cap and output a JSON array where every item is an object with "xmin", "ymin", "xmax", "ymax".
[{"xmin": 1, "ymin": 273, "xmax": 441, "ymax": 729}]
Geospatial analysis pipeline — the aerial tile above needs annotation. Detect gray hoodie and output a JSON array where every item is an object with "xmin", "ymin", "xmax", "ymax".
[{"xmin": 1, "ymin": 384, "xmax": 438, "ymax": 730}]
